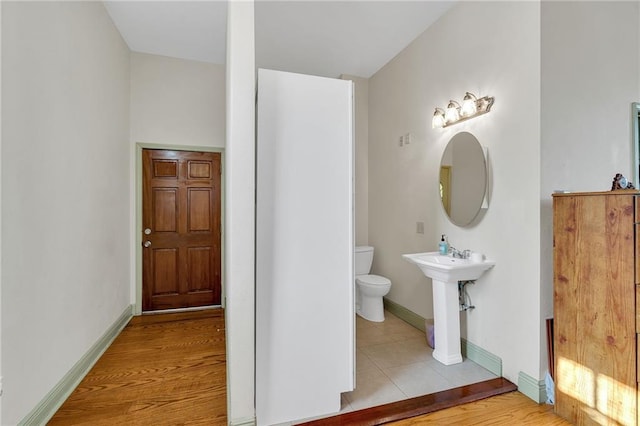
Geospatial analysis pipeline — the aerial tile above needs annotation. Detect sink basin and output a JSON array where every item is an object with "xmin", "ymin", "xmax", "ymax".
[
  {"xmin": 402, "ymin": 252, "xmax": 495, "ymax": 282},
  {"xmin": 402, "ymin": 251, "xmax": 496, "ymax": 365}
]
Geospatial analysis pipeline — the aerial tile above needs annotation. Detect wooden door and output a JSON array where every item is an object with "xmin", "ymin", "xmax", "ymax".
[{"xmin": 142, "ymin": 149, "xmax": 221, "ymax": 311}]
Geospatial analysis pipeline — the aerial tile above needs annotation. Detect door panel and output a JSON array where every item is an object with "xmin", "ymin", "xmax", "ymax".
[
  {"xmin": 153, "ymin": 249, "xmax": 179, "ymax": 294},
  {"xmin": 188, "ymin": 247, "xmax": 212, "ymax": 291},
  {"xmin": 142, "ymin": 149, "xmax": 222, "ymax": 311},
  {"xmin": 153, "ymin": 189, "xmax": 178, "ymax": 232},
  {"xmin": 188, "ymin": 189, "xmax": 212, "ymax": 231}
]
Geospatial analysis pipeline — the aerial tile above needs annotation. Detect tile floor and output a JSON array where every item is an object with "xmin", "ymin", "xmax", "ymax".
[{"xmin": 340, "ymin": 310, "xmax": 498, "ymax": 412}]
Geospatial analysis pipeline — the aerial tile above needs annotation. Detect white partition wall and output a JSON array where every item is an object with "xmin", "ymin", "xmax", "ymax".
[{"xmin": 256, "ymin": 69, "xmax": 354, "ymax": 425}]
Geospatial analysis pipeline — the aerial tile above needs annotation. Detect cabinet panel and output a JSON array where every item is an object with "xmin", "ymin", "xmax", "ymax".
[
  {"xmin": 636, "ymin": 223, "xmax": 640, "ymax": 285},
  {"xmin": 553, "ymin": 192, "xmax": 637, "ymax": 425},
  {"xmin": 637, "ymin": 286, "xmax": 640, "ymax": 335}
]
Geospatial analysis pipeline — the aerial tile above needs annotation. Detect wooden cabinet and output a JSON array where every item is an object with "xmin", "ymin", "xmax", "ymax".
[{"xmin": 553, "ymin": 191, "xmax": 639, "ymax": 425}]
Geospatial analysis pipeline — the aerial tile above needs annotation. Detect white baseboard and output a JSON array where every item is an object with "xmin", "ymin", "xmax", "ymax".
[
  {"xmin": 230, "ymin": 417, "xmax": 257, "ymax": 426},
  {"xmin": 19, "ymin": 305, "xmax": 134, "ymax": 425}
]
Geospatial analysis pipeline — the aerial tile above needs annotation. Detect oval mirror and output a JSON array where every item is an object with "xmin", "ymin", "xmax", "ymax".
[{"xmin": 439, "ymin": 132, "xmax": 487, "ymax": 226}]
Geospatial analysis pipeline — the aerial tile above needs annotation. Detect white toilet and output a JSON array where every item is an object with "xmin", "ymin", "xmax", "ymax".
[{"xmin": 355, "ymin": 246, "xmax": 392, "ymax": 322}]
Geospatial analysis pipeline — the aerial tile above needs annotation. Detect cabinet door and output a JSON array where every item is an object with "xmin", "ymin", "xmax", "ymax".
[{"xmin": 554, "ymin": 194, "xmax": 636, "ymax": 425}]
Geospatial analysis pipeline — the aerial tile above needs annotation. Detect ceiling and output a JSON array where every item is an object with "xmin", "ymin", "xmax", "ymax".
[{"xmin": 104, "ymin": 1, "xmax": 456, "ymax": 79}]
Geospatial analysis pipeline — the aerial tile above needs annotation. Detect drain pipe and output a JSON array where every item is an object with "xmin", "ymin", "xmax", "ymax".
[{"xmin": 458, "ymin": 280, "xmax": 475, "ymax": 311}]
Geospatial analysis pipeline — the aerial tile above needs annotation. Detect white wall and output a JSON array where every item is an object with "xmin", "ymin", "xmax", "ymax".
[
  {"xmin": 368, "ymin": 1, "xmax": 541, "ymax": 385},
  {"xmin": 540, "ymin": 1, "xmax": 640, "ymax": 375},
  {"xmin": 256, "ymin": 69, "xmax": 354, "ymax": 425},
  {"xmin": 0, "ymin": 1, "xmax": 3, "ymax": 420},
  {"xmin": 225, "ymin": 1, "xmax": 256, "ymax": 424},
  {"xmin": 128, "ymin": 52, "xmax": 226, "ymax": 309},
  {"xmin": 341, "ymin": 75, "xmax": 369, "ymax": 246},
  {"xmin": 1, "ymin": 2, "xmax": 131, "ymax": 424},
  {"xmin": 130, "ymin": 52, "xmax": 226, "ymax": 148}
]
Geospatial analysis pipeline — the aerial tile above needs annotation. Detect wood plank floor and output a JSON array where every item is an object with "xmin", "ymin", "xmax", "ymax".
[
  {"xmin": 49, "ymin": 309, "xmax": 226, "ymax": 425},
  {"xmin": 302, "ymin": 386, "xmax": 569, "ymax": 426},
  {"xmin": 49, "ymin": 309, "xmax": 569, "ymax": 426},
  {"xmin": 390, "ymin": 391, "xmax": 571, "ymax": 425},
  {"xmin": 300, "ymin": 378, "xmax": 517, "ymax": 425}
]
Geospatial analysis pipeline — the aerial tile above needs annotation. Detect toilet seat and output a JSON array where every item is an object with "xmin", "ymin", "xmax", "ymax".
[{"xmin": 356, "ymin": 274, "xmax": 391, "ymax": 286}]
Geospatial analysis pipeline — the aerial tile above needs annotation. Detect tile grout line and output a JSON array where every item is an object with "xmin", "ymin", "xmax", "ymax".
[{"xmin": 349, "ymin": 310, "xmax": 499, "ymax": 412}]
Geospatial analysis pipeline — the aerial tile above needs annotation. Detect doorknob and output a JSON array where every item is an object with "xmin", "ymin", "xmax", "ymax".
[
  {"xmin": 143, "ymin": 241, "xmax": 152, "ymax": 248},
  {"xmin": 144, "ymin": 228, "xmax": 152, "ymax": 235}
]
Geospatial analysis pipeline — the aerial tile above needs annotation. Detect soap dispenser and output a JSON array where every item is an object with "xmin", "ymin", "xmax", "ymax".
[{"xmin": 439, "ymin": 234, "xmax": 449, "ymax": 255}]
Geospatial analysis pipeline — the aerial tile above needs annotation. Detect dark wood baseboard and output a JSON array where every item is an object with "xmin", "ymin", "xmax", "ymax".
[{"xmin": 297, "ymin": 377, "xmax": 517, "ymax": 426}]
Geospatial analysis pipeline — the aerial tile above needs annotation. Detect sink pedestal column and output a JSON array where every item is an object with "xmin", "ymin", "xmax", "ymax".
[{"xmin": 432, "ymin": 279, "xmax": 463, "ymax": 365}]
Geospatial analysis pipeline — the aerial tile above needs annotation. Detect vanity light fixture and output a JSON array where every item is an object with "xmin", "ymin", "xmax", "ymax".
[{"xmin": 432, "ymin": 92, "xmax": 495, "ymax": 128}]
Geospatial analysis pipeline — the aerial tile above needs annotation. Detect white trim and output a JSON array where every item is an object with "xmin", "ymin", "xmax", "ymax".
[
  {"xmin": 19, "ymin": 305, "xmax": 133, "ymax": 425},
  {"xmin": 0, "ymin": 1, "xmax": 3, "ymax": 419},
  {"xmin": 141, "ymin": 305, "xmax": 221, "ymax": 315},
  {"xmin": 229, "ymin": 417, "xmax": 256, "ymax": 426},
  {"xmin": 632, "ymin": 102, "xmax": 640, "ymax": 189}
]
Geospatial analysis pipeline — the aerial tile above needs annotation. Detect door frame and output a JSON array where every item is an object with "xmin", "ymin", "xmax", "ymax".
[{"xmin": 134, "ymin": 142, "xmax": 225, "ymax": 315}]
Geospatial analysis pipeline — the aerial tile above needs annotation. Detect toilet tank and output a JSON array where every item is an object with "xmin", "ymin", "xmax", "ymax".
[{"xmin": 355, "ymin": 246, "xmax": 374, "ymax": 275}]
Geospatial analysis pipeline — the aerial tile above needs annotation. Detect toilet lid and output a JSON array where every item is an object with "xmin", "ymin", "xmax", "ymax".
[{"xmin": 356, "ymin": 274, "xmax": 391, "ymax": 286}]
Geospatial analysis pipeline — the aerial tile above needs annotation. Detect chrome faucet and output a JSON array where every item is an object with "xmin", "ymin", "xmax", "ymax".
[
  {"xmin": 449, "ymin": 247, "xmax": 472, "ymax": 259},
  {"xmin": 449, "ymin": 246, "xmax": 463, "ymax": 258}
]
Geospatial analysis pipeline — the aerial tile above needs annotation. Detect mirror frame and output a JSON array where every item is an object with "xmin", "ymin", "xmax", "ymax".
[{"xmin": 633, "ymin": 102, "xmax": 640, "ymax": 189}]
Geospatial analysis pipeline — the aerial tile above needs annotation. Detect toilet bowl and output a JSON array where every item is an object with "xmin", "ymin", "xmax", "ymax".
[{"xmin": 355, "ymin": 246, "xmax": 391, "ymax": 322}]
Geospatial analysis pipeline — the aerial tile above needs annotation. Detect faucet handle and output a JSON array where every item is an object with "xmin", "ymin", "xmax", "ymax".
[{"xmin": 463, "ymin": 249, "xmax": 472, "ymax": 259}]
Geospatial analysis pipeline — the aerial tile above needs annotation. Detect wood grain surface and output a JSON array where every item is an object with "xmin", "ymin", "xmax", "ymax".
[
  {"xmin": 389, "ymin": 391, "xmax": 571, "ymax": 425},
  {"xmin": 553, "ymin": 192, "xmax": 637, "ymax": 425},
  {"xmin": 299, "ymin": 378, "xmax": 517, "ymax": 425},
  {"xmin": 49, "ymin": 309, "xmax": 226, "ymax": 425},
  {"xmin": 49, "ymin": 309, "xmax": 572, "ymax": 426},
  {"xmin": 142, "ymin": 149, "xmax": 222, "ymax": 311}
]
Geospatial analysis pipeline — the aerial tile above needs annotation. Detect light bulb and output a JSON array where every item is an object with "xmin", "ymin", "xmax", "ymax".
[
  {"xmin": 461, "ymin": 92, "xmax": 477, "ymax": 117},
  {"xmin": 445, "ymin": 101, "xmax": 460, "ymax": 123},
  {"xmin": 432, "ymin": 109, "xmax": 445, "ymax": 128}
]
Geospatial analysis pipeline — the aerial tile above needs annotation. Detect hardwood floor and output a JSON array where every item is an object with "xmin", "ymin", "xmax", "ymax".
[
  {"xmin": 302, "ymin": 384, "xmax": 569, "ymax": 426},
  {"xmin": 49, "ymin": 309, "xmax": 568, "ymax": 426},
  {"xmin": 390, "ymin": 391, "xmax": 571, "ymax": 425},
  {"xmin": 49, "ymin": 309, "xmax": 226, "ymax": 425},
  {"xmin": 300, "ymin": 378, "xmax": 516, "ymax": 425}
]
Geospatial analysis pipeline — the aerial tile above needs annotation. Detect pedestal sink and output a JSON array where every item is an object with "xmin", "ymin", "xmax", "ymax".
[{"xmin": 402, "ymin": 252, "xmax": 495, "ymax": 365}]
